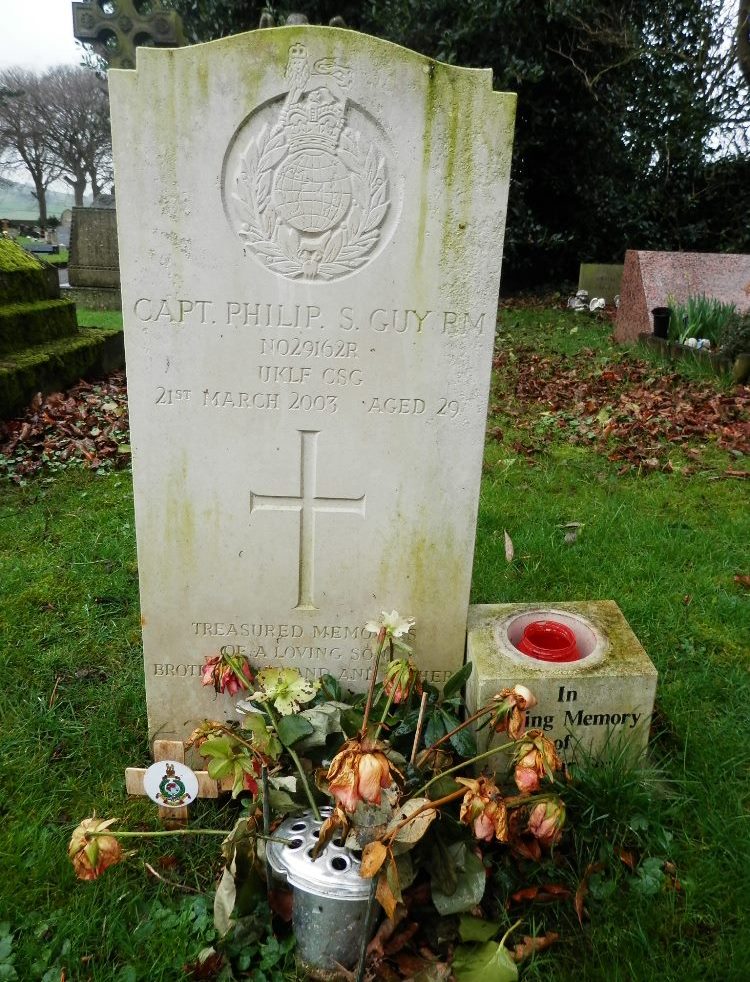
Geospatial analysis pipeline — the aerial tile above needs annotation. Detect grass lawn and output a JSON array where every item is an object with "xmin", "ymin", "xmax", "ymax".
[{"xmin": 0, "ymin": 305, "xmax": 747, "ymax": 981}]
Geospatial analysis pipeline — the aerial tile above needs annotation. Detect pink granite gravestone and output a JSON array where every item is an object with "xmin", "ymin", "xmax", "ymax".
[{"xmin": 615, "ymin": 249, "xmax": 750, "ymax": 342}]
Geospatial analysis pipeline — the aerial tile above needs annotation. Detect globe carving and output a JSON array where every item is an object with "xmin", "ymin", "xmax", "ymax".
[{"xmin": 273, "ymin": 149, "xmax": 352, "ymax": 233}]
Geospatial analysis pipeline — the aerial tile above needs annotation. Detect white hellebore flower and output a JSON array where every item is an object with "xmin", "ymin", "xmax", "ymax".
[{"xmin": 365, "ymin": 610, "xmax": 415, "ymax": 641}]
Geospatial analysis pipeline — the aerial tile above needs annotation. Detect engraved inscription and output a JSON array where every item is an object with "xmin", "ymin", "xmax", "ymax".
[
  {"xmin": 228, "ymin": 44, "xmax": 391, "ymax": 281},
  {"xmin": 249, "ymin": 430, "xmax": 366, "ymax": 610}
]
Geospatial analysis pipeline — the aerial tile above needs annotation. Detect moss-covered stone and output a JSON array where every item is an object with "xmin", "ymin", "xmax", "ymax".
[
  {"xmin": 0, "ymin": 328, "xmax": 125, "ymax": 418},
  {"xmin": 0, "ymin": 299, "xmax": 78, "ymax": 355},
  {"xmin": 0, "ymin": 239, "xmax": 43, "ymax": 272}
]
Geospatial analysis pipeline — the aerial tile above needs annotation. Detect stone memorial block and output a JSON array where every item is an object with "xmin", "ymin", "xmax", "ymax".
[
  {"xmin": 578, "ymin": 263, "xmax": 623, "ymax": 305},
  {"xmin": 109, "ymin": 27, "xmax": 516, "ymax": 740},
  {"xmin": 466, "ymin": 601, "xmax": 657, "ymax": 764},
  {"xmin": 615, "ymin": 249, "xmax": 750, "ymax": 342}
]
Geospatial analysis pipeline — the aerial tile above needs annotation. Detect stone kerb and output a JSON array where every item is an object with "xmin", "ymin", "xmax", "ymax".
[{"xmin": 109, "ymin": 27, "xmax": 517, "ymax": 740}]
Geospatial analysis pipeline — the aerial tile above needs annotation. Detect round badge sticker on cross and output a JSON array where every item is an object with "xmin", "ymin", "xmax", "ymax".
[{"xmin": 143, "ymin": 759, "xmax": 199, "ymax": 808}]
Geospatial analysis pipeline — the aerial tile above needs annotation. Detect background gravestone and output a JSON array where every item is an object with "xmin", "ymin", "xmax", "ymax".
[
  {"xmin": 578, "ymin": 263, "xmax": 623, "ymax": 306},
  {"xmin": 615, "ymin": 249, "xmax": 750, "ymax": 342},
  {"xmin": 109, "ymin": 26, "xmax": 516, "ymax": 740},
  {"xmin": 67, "ymin": 204, "xmax": 121, "ymax": 310}
]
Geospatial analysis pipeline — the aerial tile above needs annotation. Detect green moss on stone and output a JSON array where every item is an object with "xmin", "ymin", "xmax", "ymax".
[
  {"xmin": 0, "ymin": 239, "xmax": 43, "ymax": 272},
  {"xmin": 0, "ymin": 328, "xmax": 124, "ymax": 418},
  {"xmin": 0, "ymin": 299, "xmax": 78, "ymax": 356}
]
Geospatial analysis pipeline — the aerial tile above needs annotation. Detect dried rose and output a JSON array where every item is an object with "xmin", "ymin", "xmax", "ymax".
[
  {"xmin": 513, "ymin": 729, "xmax": 562, "ymax": 793},
  {"xmin": 68, "ymin": 817, "xmax": 123, "ymax": 880},
  {"xmin": 456, "ymin": 776, "xmax": 509, "ymax": 842},
  {"xmin": 383, "ymin": 658, "xmax": 422, "ymax": 705},
  {"xmin": 528, "ymin": 798, "xmax": 566, "ymax": 847},
  {"xmin": 493, "ymin": 684, "xmax": 538, "ymax": 740},
  {"xmin": 326, "ymin": 737, "xmax": 401, "ymax": 812},
  {"xmin": 311, "ymin": 805, "xmax": 350, "ymax": 860},
  {"xmin": 200, "ymin": 653, "xmax": 253, "ymax": 696}
]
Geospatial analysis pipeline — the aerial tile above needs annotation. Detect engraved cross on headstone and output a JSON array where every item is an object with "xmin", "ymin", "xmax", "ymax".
[
  {"xmin": 72, "ymin": 0, "xmax": 184, "ymax": 70},
  {"xmin": 249, "ymin": 430, "xmax": 365, "ymax": 610}
]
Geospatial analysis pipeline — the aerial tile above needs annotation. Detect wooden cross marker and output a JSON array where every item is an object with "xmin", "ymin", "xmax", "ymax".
[{"xmin": 125, "ymin": 739, "xmax": 232, "ymax": 826}]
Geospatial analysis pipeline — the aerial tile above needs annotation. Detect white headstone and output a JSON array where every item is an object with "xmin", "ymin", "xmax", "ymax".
[{"xmin": 109, "ymin": 26, "xmax": 516, "ymax": 739}]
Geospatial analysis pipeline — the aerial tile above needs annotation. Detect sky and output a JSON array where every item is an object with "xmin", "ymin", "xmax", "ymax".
[{"xmin": 0, "ymin": 0, "xmax": 82, "ymax": 71}]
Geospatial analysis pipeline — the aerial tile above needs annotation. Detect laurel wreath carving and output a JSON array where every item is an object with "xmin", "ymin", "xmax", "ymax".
[{"xmin": 233, "ymin": 122, "xmax": 390, "ymax": 280}]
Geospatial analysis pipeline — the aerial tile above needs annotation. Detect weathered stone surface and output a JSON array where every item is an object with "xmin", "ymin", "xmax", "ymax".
[
  {"xmin": 578, "ymin": 263, "xmax": 623, "ymax": 305},
  {"xmin": 68, "ymin": 207, "xmax": 120, "ymax": 290},
  {"xmin": 466, "ymin": 601, "xmax": 657, "ymax": 765},
  {"xmin": 109, "ymin": 27, "xmax": 516, "ymax": 739},
  {"xmin": 615, "ymin": 249, "xmax": 750, "ymax": 342}
]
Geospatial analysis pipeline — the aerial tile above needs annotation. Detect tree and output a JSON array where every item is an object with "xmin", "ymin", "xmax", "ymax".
[
  {"xmin": 740, "ymin": 0, "xmax": 750, "ymax": 86},
  {"xmin": 44, "ymin": 66, "xmax": 112, "ymax": 205},
  {"xmin": 0, "ymin": 68, "xmax": 61, "ymax": 227}
]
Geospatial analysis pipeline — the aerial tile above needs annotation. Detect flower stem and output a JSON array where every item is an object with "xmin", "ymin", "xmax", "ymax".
[
  {"xmin": 372, "ymin": 689, "xmax": 396, "ymax": 742},
  {"xmin": 263, "ymin": 700, "xmax": 321, "ymax": 821},
  {"xmin": 360, "ymin": 634, "xmax": 386, "ymax": 737},
  {"xmin": 414, "ymin": 741, "xmax": 515, "ymax": 798},
  {"xmin": 385, "ymin": 788, "xmax": 466, "ymax": 843},
  {"xmin": 429, "ymin": 704, "xmax": 496, "ymax": 752},
  {"xmin": 90, "ymin": 829, "xmax": 292, "ymax": 844}
]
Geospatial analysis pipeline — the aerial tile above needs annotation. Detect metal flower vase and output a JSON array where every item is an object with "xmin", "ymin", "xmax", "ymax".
[{"xmin": 267, "ymin": 809, "xmax": 374, "ymax": 979}]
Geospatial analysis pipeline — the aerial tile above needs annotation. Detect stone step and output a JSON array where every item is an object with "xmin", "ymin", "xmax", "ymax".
[
  {"xmin": 0, "ymin": 328, "xmax": 125, "ymax": 418},
  {"xmin": 0, "ymin": 298, "xmax": 78, "ymax": 356},
  {"xmin": 0, "ymin": 264, "xmax": 60, "ymax": 304}
]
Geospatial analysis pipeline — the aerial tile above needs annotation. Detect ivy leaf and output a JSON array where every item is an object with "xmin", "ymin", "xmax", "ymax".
[
  {"xmin": 431, "ymin": 843, "xmax": 487, "ymax": 915},
  {"xmin": 452, "ymin": 941, "xmax": 518, "ymax": 982},
  {"xmin": 294, "ymin": 702, "xmax": 349, "ymax": 751},
  {"xmin": 276, "ymin": 714, "xmax": 314, "ymax": 748},
  {"xmin": 443, "ymin": 662, "xmax": 473, "ymax": 700},
  {"xmin": 458, "ymin": 916, "xmax": 502, "ymax": 943}
]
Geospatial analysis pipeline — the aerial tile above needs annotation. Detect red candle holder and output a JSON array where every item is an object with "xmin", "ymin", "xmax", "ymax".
[{"xmin": 516, "ymin": 620, "xmax": 581, "ymax": 663}]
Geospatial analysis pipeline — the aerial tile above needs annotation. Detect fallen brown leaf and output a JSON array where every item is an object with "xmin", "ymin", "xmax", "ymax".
[{"xmin": 513, "ymin": 932, "xmax": 560, "ymax": 963}]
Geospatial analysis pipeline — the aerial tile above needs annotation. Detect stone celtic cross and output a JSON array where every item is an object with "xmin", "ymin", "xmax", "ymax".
[{"xmin": 72, "ymin": 0, "xmax": 184, "ymax": 69}]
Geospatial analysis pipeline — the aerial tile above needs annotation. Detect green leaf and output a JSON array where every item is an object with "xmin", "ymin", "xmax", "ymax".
[
  {"xmin": 441, "ymin": 709, "xmax": 477, "ymax": 758},
  {"xmin": 431, "ymin": 843, "xmax": 487, "ymax": 915},
  {"xmin": 443, "ymin": 662, "xmax": 473, "ymax": 700},
  {"xmin": 458, "ymin": 916, "xmax": 501, "ymax": 943},
  {"xmin": 240, "ymin": 711, "xmax": 282, "ymax": 758},
  {"xmin": 207, "ymin": 757, "xmax": 234, "ymax": 780},
  {"xmin": 276, "ymin": 714, "xmax": 314, "ymax": 747},
  {"xmin": 424, "ymin": 711, "xmax": 446, "ymax": 747},
  {"xmin": 199, "ymin": 736, "xmax": 234, "ymax": 759},
  {"xmin": 452, "ymin": 941, "xmax": 518, "ymax": 982},
  {"xmin": 316, "ymin": 674, "xmax": 342, "ymax": 702}
]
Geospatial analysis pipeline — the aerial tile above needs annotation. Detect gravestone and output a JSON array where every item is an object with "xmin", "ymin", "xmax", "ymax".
[
  {"xmin": 58, "ymin": 210, "xmax": 73, "ymax": 249},
  {"xmin": 578, "ymin": 263, "xmax": 623, "ymax": 305},
  {"xmin": 466, "ymin": 601, "xmax": 657, "ymax": 763},
  {"xmin": 109, "ymin": 26, "xmax": 516, "ymax": 740},
  {"xmin": 615, "ymin": 249, "xmax": 750, "ymax": 342},
  {"xmin": 67, "ymin": 205, "xmax": 121, "ymax": 309}
]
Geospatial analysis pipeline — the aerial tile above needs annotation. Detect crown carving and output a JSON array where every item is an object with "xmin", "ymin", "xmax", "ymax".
[{"xmin": 284, "ymin": 88, "xmax": 345, "ymax": 152}]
